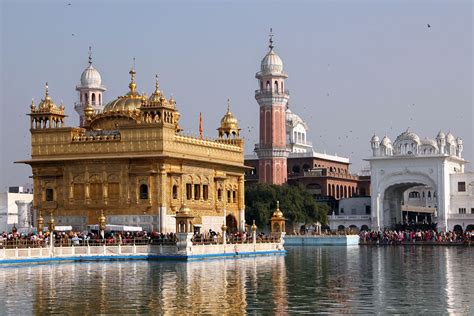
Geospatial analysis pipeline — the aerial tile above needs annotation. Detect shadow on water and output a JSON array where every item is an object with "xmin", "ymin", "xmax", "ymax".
[{"xmin": 0, "ymin": 247, "xmax": 472, "ymax": 314}]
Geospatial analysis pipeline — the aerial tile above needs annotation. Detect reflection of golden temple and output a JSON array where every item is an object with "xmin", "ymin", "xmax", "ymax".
[{"xmin": 19, "ymin": 60, "xmax": 248, "ymax": 233}]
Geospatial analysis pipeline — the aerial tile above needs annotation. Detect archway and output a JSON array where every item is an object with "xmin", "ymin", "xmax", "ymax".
[
  {"xmin": 361, "ymin": 225, "xmax": 369, "ymax": 231},
  {"xmin": 453, "ymin": 225, "xmax": 463, "ymax": 233},
  {"xmin": 377, "ymin": 172, "xmax": 437, "ymax": 230},
  {"xmin": 382, "ymin": 182, "xmax": 435, "ymax": 229},
  {"xmin": 337, "ymin": 225, "xmax": 345, "ymax": 231},
  {"xmin": 226, "ymin": 214, "xmax": 238, "ymax": 234},
  {"xmin": 466, "ymin": 225, "xmax": 474, "ymax": 232}
]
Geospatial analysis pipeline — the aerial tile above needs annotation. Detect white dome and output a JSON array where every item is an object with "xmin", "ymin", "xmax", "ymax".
[
  {"xmin": 371, "ymin": 134, "xmax": 380, "ymax": 142},
  {"xmin": 381, "ymin": 136, "xmax": 392, "ymax": 147},
  {"xmin": 81, "ymin": 65, "xmax": 102, "ymax": 87},
  {"xmin": 446, "ymin": 132, "xmax": 456, "ymax": 144},
  {"xmin": 421, "ymin": 138, "xmax": 438, "ymax": 149},
  {"xmin": 436, "ymin": 130, "xmax": 445, "ymax": 139},
  {"xmin": 286, "ymin": 107, "xmax": 307, "ymax": 129},
  {"xmin": 260, "ymin": 49, "xmax": 283, "ymax": 74},
  {"xmin": 395, "ymin": 129, "xmax": 420, "ymax": 144}
]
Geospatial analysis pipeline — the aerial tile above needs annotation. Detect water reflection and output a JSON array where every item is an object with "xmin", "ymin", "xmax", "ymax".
[{"xmin": 0, "ymin": 247, "xmax": 472, "ymax": 314}]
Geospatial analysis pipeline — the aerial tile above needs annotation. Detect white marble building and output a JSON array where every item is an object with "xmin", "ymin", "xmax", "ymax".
[{"xmin": 368, "ymin": 129, "xmax": 472, "ymax": 231}]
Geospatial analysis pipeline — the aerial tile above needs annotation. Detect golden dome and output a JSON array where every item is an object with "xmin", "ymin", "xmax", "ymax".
[
  {"xmin": 84, "ymin": 103, "xmax": 94, "ymax": 118},
  {"xmin": 37, "ymin": 83, "xmax": 60, "ymax": 112},
  {"xmin": 220, "ymin": 100, "xmax": 238, "ymax": 129},
  {"xmin": 103, "ymin": 68, "xmax": 145, "ymax": 114},
  {"xmin": 103, "ymin": 96, "xmax": 144, "ymax": 113},
  {"xmin": 272, "ymin": 201, "xmax": 284, "ymax": 218},
  {"xmin": 148, "ymin": 74, "xmax": 163, "ymax": 103}
]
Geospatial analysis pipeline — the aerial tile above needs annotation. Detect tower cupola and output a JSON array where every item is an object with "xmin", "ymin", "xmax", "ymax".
[
  {"xmin": 218, "ymin": 99, "xmax": 240, "ymax": 138},
  {"xmin": 75, "ymin": 47, "xmax": 106, "ymax": 126}
]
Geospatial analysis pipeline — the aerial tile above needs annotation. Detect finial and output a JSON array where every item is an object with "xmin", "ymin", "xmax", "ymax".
[
  {"xmin": 269, "ymin": 27, "xmax": 274, "ymax": 50},
  {"xmin": 277, "ymin": 200, "xmax": 280, "ymax": 209},
  {"xmin": 88, "ymin": 46, "xmax": 92, "ymax": 65},
  {"xmin": 155, "ymin": 74, "xmax": 160, "ymax": 92},
  {"xmin": 227, "ymin": 98, "xmax": 231, "ymax": 112},
  {"xmin": 128, "ymin": 60, "xmax": 137, "ymax": 95},
  {"xmin": 45, "ymin": 82, "xmax": 49, "ymax": 97}
]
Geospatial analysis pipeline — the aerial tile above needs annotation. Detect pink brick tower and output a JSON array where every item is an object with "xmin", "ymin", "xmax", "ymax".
[{"xmin": 254, "ymin": 30, "xmax": 290, "ymax": 185}]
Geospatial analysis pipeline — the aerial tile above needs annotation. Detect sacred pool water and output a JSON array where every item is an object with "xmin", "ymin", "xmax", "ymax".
[{"xmin": 0, "ymin": 246, "xmax": 472, "ymax": 314}]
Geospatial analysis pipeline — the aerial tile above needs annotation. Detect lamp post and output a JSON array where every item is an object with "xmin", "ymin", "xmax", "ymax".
[
  {"xmin": 37, "ymin": 209, "xmax": 44, "ymax": 234},
  {"xmin": 98, "ymin": 209, "xmax": 106, "ymax": 240}
]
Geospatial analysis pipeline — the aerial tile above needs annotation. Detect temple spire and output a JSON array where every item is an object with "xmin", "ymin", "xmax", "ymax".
[
  {"xmin": 128, "ymin": 58, "xmax": 137, "ymax": 95},
  {"xmin": 88, "ymin": 46, "xmax": 92, "ymax": 65},
  {"xmin": 269, "ymin": 28, "xmax": 274, "ymax": 50}
]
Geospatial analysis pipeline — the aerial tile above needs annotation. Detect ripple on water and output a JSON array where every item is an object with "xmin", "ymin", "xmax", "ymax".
[{"xmin": 0, "ymin": 247, "xmax": 472, "ymax": 314}]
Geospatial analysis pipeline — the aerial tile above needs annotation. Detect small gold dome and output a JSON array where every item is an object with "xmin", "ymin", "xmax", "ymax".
[
  {"xmin": 38, "ymin": 82, "xmax": 59, "ymax": 112},
  {"xmin": 178, "ymin": 204, "xmax": 191, "ymax": 214},
  {"xmin": 148, "ymin": 74, "xmax": 162, "ymax": 103},
  {"xmin": 220, "ymin": 106, "xmax": 238, "ymax": 129},
  {"xmin": 272, "ymin": 201, "xmax": 284, "ymax": 218},
  {"xmin": 84, "ymin": 103, "xmax": 94, "ymax": 117},
  {"xmin": 218, "ymin": 99, "xmax": 240, "ymax": 138}
]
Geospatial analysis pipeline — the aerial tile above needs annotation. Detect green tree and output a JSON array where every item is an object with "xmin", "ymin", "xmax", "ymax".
[{"xmin": 245, "ymin": 183, "xmax": 328, "ymax": 230}]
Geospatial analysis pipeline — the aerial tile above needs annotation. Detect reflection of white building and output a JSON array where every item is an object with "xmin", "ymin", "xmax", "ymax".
[
  {"xmin": 0, "ymin": 187, "xmax": 33, "ymax": 232},
  {"xmin": 368, "ymin": 129, "xmax": 474, "ymax": 231}
]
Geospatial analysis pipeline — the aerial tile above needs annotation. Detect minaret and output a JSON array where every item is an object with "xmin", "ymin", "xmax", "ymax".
[
  {"xmin": 254, "ymin": 29, "xmax": 290, "ymax": 185},
  {"xmin": 75, "ymin": 47, "xmax": 106, "ymax": 126}
]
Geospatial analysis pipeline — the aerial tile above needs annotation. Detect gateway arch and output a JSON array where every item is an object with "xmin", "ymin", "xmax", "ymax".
[{"xmin": 367, "ymin": 130, "xmax": 465, "ymax": 231}]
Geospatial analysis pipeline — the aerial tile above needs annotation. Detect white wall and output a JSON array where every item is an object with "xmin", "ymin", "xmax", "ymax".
[{"xmin": 0, "ymin": 192, "xmax": 33, "ymax": 232}]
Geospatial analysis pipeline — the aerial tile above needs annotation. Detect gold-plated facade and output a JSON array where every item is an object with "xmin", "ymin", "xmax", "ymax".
[{"xmin": 21, "ymin": 70, "xmax": 247, "ymax": 233}]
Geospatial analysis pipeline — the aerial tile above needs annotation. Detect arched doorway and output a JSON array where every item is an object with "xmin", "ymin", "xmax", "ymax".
[
  {"xmin": 226, "ymin": 214, "xmax": 238, "ymax": 234},
  {"xmin": 349, "ymin": 225, "xmax": 359, "ymax": 233},
  {"xmin": 375, "ymin": 171, "xmax": 437, "ymax": 230},
  {"xmin": 453, "ymin": 225, "xmax": 463, "ymax": 233},
  {"xmin": 466, "ymin": 224, "xmax": 474, "ymax": 232},
  {"xmin": 361, "ymin": 225, "xmax": 369, "ymax": 231},
  {"xmin": 337, "ymin": 225, "xmax": 345, "ymax": 231}
]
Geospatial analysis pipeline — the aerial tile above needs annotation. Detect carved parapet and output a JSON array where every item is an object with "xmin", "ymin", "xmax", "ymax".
[{"xmin": 174, "ymin": 134, "xmax": 243, "ymax": 152}]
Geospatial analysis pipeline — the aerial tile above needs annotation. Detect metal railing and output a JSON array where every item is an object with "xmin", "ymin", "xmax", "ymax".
[{"xmin": 254, "ymin": 89, "xmax": 290, "ymax": 97}]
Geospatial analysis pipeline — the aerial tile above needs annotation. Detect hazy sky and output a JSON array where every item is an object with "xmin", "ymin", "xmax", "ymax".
[{"xmin": 0, "ymin": 0, "xmax": 472, "ymax": 190}]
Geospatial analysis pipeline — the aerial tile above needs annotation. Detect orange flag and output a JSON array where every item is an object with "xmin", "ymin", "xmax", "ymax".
[{"xmin": 199, "ymin": 112, "xmax": 203, "ymax": 138}]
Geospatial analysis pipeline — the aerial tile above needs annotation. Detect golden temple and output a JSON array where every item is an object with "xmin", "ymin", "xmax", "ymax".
[{"xmin": 19, "ymin": 63, "xmax": 247, "ymax": 233}]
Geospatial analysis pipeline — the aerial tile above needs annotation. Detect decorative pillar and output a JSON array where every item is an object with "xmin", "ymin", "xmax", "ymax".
[
  {"xmin": 238, "ymin": 176, "xmax": 245, "ymax": 232},
  {"xmin": 159, "ymin": 164, "xmax": 167, "ymax": 233},
  {"xmin": 15, "ymin": 200, "xmax": 31, "ymax": 231}
]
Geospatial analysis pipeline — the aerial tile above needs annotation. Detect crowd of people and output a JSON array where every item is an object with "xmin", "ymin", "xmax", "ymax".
[
  {"xmin": 0, "ymin": 230, "xmax": 178, "ymax": 248},
  {"xmin": 359, "ymin": 229, "xmax": 473, "ymax": 245},
  {"xmin": 0, "ymin": 228, "xmax": 276, "ymax": 249},
  {"xmin": 191, "ymin": 229, "xmax": 274, "ymax": 244}
]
